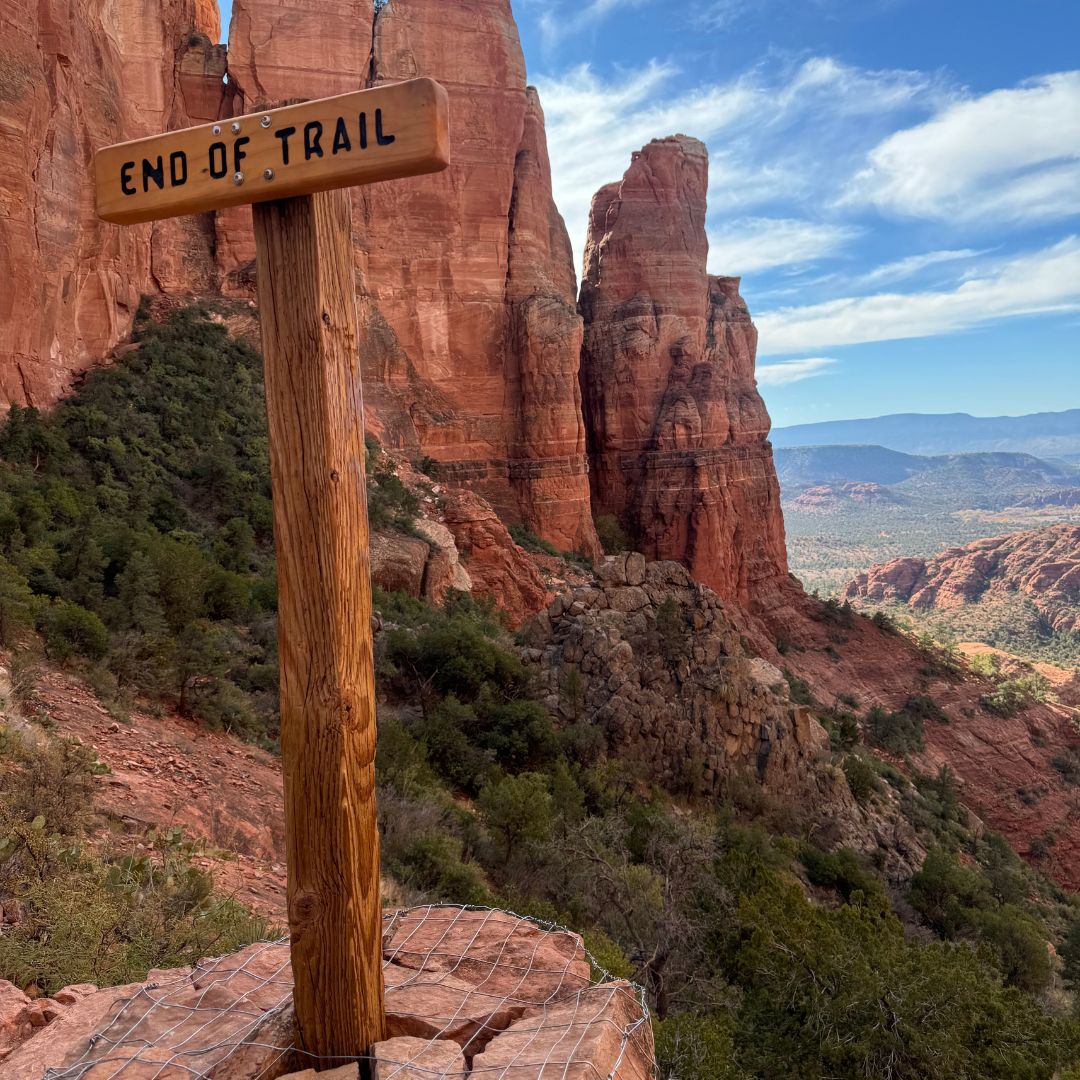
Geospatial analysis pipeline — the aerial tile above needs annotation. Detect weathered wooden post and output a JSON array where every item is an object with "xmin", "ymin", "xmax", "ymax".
[{"xmin": 95, "ymin": 79, "xmax": 450, "ymax": 1066}]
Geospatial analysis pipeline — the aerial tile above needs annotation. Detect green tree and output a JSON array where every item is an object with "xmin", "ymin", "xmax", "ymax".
[
  {"xmin": 0, "ymin": 555, "xmax": 37, "ymax": 647},
  {"xmin": 477, "ymin": 772, "xmax": 553, "ymax": 865},
  {"xmin": 38, "ymin": 601, "xmax": 109, "ymax": 663}
]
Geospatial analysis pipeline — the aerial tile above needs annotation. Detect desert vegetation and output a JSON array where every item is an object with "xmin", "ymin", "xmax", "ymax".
[{"xmin": 2, "ymin": 309, "xmax": 1078, "ymax": 1076}]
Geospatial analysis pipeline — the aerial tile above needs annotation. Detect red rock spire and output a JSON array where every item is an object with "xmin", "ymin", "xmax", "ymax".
[{"xmin": 580, "ymin": 136, "xmax": 789, "ymax": 608}]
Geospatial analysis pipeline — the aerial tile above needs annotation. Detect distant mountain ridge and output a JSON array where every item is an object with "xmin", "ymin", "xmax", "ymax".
[
  {"xmin": 772, "ymin": 410, "xmax": 1080, "ymax": 457},
  {"xmin": 776, "ymin": 446, "xmax": 1078, "ymax": 509}
]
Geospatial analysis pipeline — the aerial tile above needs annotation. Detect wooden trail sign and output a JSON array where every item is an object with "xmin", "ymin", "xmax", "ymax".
[
  {"xmin": 95, "ymin": 78, "xmax": 449, "ymax": 224},
  {"xmin": 95, "ymin": 80, "xmax": 451, "ymax": 1067}
]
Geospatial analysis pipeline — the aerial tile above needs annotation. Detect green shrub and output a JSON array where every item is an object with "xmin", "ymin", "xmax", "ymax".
[
  {"xmin": 842, "ymin": 755, "xmax": 879, "ymax": 802},
  {"xmin": 0, "ymin": 730, "xmax": 266, "ymax": 994},
  {"xmin": 982, "ymin": 674, "xmax": 1051, "ymax": 718},
  {"xmin": 0, "ymin": 826, "xmax": 266, "ymax": 994},
  {"xmin": 1052, "ymin": 750, "xmax": 1080, "ymax": 785},
  {"xmin": 508, "ymin": 524, "xmax": 558, "ymax": 557},
  {"xmin": 593, "ymin": 513, "xmax": 630, "ymax": 555},
  {"xmin": 800, "ymin": 846, "xmax": 885, "ymax": 906},
  {"xmin": 477, "ymin": 772, "xmax": 554, "ymax": 865},
  {"xmin": 655, "ymin": 596, "xmax": 688, "ymax": 666},
  {"xmin": 904, "ymin": 694, "xmax": 948, "ymax": 724},
  {"xmin": 389, "ymin": 831, "xmax": 491, "ymax": 906},
  {"xmin": 865, "ymin": 703, "xmax": 924, "ymax": 755},
  {"xmin": 38, "ymin": 600, "xmax": 109, "ymax": 662},
  {"xmin": 909, "ymin": 849, "xmax": 991, "ymax": 938},
  {"xmin": 655, "ymin": 1013, "xmax": 739, "ymax": 1080},
  {"xmin": 784, "ymin": 670, "xmax": 817, "ymax": 707},
  {"xmin": 974, "ymin": 906, "xmax": 1052, "ymax": 994}
]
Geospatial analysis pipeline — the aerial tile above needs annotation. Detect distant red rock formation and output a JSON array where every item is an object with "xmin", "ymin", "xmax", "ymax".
[
  {"xmin": 792, "ymin": 482, "xmax": 906, "ymax": 512},
  {"xmin": 844, "ymin": 523, "xmax": 1080, "ymax": 634},
  {"xmin": 579, "ymin": 136, "xmax": 789, "ymax": 609}
]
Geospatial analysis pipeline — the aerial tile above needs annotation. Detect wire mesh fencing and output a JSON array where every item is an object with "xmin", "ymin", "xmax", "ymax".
[{"xmin": 43, "ymin": 905, "xmax": 655, "ymax": 1080}]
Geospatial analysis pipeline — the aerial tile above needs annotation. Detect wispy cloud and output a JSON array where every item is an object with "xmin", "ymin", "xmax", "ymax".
[
  {"xmin": 757, "ymin": 357, "xmax": 839, "ymax": 385},
  {"xmin": 538, "ymin": 0, "xmax": 653, "ymax": 45},
  {"xmin": 846, "ymin": 71, "xmax": 1080, "ymax": 224},
  {"xmin": 857, "ymin": 248, "xmax": 988, "ymax": 286},
  {"xmin": 709, "ymin": 218, "xmax": 860, "ymax": 274},
  {"xmin": 534, "ymin": 56, "xmax": 941, "ymax": 260},
  {"xmin": 692, "ymin": 0, "xmax": 750, "ymax": 29},
  {"xmin": 756, "ymin": 236, "xmax": 1080, "ymax": 354}
]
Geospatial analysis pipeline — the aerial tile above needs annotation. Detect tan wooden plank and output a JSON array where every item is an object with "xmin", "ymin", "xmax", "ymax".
[
  {"xmin": 254, "ymin": 189, "xmax": 386, "ymax": 1061},
  {"xmin": 95, "ymin": 78, "xmax": 449, "ymax": 225}
]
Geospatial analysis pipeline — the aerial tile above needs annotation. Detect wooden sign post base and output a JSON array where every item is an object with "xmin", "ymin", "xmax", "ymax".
[{"xmin": 253, "ymin": 189, "xmax": 385, "ymax": 1064}]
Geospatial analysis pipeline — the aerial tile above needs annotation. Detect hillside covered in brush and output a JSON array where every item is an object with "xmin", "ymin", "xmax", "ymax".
[{"xmin": 0, "ymin": 309, "xmax": 1079, "ymax": 1078}]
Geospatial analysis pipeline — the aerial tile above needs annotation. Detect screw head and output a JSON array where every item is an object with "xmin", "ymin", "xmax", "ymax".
[
  {"xmin": 212, "ymin": 124, "xmax": 221, "ymax": 135},
  {"xmin": 231, "ymin": 121, "xmax": 242, "ymax": 134},
  {"xmin": 260, "ymin": 115, "xmax": 272, "ymax": 128},
  {"xmin": 232, "ymin": 171, "xmax": 245, "ymax": 185},
  {"xmin": 263, "ymin": 168, "xmax": 275, "ymax": 181}
]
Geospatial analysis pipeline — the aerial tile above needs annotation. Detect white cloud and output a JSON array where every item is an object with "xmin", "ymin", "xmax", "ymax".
[
  {"xmin": 756, "ymin": 236, "xmax": 1080, "ymax": 354},
  {"xmin": 847, "ymin": 72, "xmax": 1080, "ymax": 223},
  {"xmin": 857, "ymin": 248, "xmax": 987, "ymax": 286},
  {"xmin": 757, "ymin": 357, "xmax": 839, "ymax": 385},
  {"xmin": 534, "ymin": 56, "xmax": 938, "ymax": 262},
  {"xmin": 708, "ymin": 218, "xmax": 860, "ymax": 274},
  {"xmin": 692, "ymin": 0, "xmax": 749, "ymax": 29},
  {"xmin": 539, "ymin": 0, "xmax": 652, "ymax": 45}
]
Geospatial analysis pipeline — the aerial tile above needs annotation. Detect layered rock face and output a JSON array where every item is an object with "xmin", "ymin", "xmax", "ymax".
[
  {"xmin": 579, "ymin": 137, "xmax": 788, "ymax": 609},
  {"xmin": 220, "ymin": 0, "xmax": 599, "ymax": 556},
  {"xmin": 0, "ymin": 0, "xmax": 226, "ymax": 405}
]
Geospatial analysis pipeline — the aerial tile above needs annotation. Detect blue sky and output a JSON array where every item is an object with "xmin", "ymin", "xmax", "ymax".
[{"xmin": 219, "ymin": 0, "xmax": 1080, "ymax": 427}]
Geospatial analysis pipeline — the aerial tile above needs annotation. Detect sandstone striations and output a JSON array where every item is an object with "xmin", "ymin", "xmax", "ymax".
[
  {"xmin": 579, "ymin": 137, "xmax": 788, "ymax": 609},
  {"xmin": 219, "ymin": 0, "xmax": 599, "ymax": 556},
  {"xmin": 0, "ymin": 0, "xmax": 225, "ymax": 406}
]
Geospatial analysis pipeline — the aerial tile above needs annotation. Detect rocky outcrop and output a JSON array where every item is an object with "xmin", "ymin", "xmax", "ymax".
[
  {"xmin": 4, "ymin": 0, "xmax": 598, "ymax": 557},
  {"xmin": 0, "ymin": 0, "xmax": 226, "ymax": 406},
  {"xmin": 1, "ymin": 908, "xmax": 654, "ymax": 1078},
  {"xmin": 218, "ymin": 0, "xmax": 599, "ymax": 557},
  {"xmin": 524, "ymin": 557, "xmax": 830, "ymax": 798},
  {"xmin": 522, "ymin": 558, "xmax": 928, "ymax": 880},
  {"xmin": 843, "ymin": 524, "xmax": 1080, "ymax": 634},
  {"xmin": 442, "ymin": 492, "xmax": 549, "ymax": 627},
  {"xmin": 579, "ymin": 137, "xmax": 788, "ymax": 609}
]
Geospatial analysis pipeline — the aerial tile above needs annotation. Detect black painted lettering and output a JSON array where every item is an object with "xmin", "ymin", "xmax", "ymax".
[
  {"xmin": 332, "ymin": 117, "xmax": 352, "ymax": 155},
  {"xmin": 359, "ymin": 112, "xmax": 368, "ymax": 150},
  {"xmin": 209, "ymin": 142, "xmax": 228, "ymax": 179},
  {"xmin": 275, "ymin": 126, "xmax": 296, "ymax": 166},
  {"xmin": 375, "ymin": 108, "xmax": 396, "ymax": 146},
  {"xmin": 120, "ymin": 162, "xmax": 136, "ymax": 196},
  {"xmin": 169, "ymin": 150, "xmax": 188, "ymax": 186},
  {"xmin": 304, "ymin": 121, "xmax": 324, "ymax": 160},
  {"xmin": 142, "ymin": 156, "xmax": 165, "ymax": 192},
  {"xmin": 233, "ymin": 136, "xmax": 250, "ymax": 174}
]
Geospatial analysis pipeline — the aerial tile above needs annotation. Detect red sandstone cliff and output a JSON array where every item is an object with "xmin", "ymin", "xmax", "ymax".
[
  {"xmin": 0, "ymin": 0, "xmax": 227, "ymax": 405},
  {"xmin": 220, "ymin": 0, "xmax": 599, "ymax": 556},
  {"xmin": 579, "ymin": 137, "xmax": 789, "ymax": 609}
]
